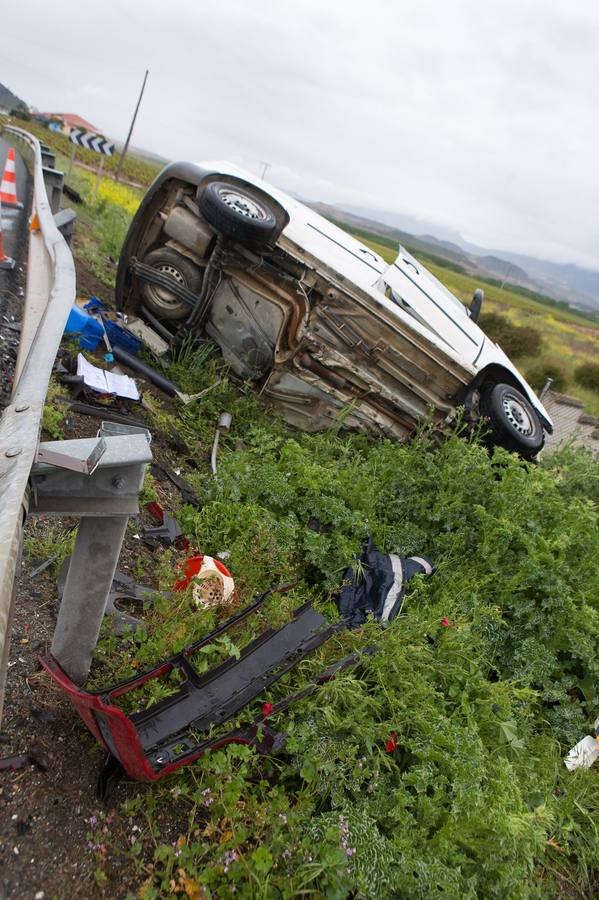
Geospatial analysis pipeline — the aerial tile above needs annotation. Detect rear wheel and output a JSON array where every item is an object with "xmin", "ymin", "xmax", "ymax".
[
  {"xmin": 480, "ymin": 382, "xmax": 544, "ymax": 457},
  {"xmin": 140, "ymin": 247, "xmax": 202, "ymax": 321}
]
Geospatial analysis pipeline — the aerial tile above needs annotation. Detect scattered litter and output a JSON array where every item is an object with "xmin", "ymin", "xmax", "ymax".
[
  {"xmin": 150, "ymin": 462, "xmax": 199, "ymax": 507},
  {"xmin": 339, "ymin": 537, "xmax": 434, "ymax": 628},
  {"xmin": 31, "ymin": 707, "xmax": 56, "ymax": 724},
  {"xmin": 64, "ymin": 298, "xmax": 142, "ymax": 354},
  {"xmin": 29, "ymin": 554, "xmax": 60, "ymax": 578},
  {"xmin": 211, "ymin": 411, "xmax": 232, "ymax": 475},
  {"xmin": 55, "ymin": 397, "xmax": 147, "ymax": 428},
  {"xmin": 142, "ymin": 512, "xmax": 184, "ymax": 548},
  {"xmin": 124, "ymin": 315, "xmax": 170, "ymax": 356},
  {"xmin": 174, "ymin": 554, "xmax": 235, "ymax": 608},
  {"xmin": 77, "ymin": 353, "xmax": 140, "ymax": 401},
  {"xmin": 57, "ymin": 560, "xmax": 168, "ymax": 636},
  {"xmin": 112, "ymin": 345, "xmax": 181, "ymax": 397},
  {"xmin": 0, "ymin": 752, "xmax": 47, "ymax": 772},
  {"xmin": 145, "ymin": 501, "xmax": 164, "ymax": 523},
  {"xmin": 565, "ymin": 724, "xmax": 599, "ymax": 771}
]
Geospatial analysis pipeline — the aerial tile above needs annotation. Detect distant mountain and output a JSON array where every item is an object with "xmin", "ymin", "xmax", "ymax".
[
  {"xmin": 0, "ymin": 82, "xmax": 28, "ymax": 111},
  {"xmin": 317, "ymin": 202, "xmax": 599, "ymax": 313}
]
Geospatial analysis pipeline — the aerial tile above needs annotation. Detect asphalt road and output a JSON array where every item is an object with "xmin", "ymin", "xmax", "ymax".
[{"xmin": 0, "ymin": 135, "xmax": 32, "ymax": 403}]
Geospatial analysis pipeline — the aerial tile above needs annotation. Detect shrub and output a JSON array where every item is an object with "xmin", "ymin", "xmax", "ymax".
[
  {"xmin": 574, "ymin": 361, "xmax": 599, "ymax": 393},
  {"xmin": 525, "ymin": 359, "xmax": 568, "ymax": 393},
  {"xmin": 479, "ymin": 312, "xmax": 543, "ymax": 358}
]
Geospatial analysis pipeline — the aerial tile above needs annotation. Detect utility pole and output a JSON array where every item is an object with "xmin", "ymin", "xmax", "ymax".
[
  {"xmin": 260, "ymin": 161, "xmax": 271, "ymax": 180},
  {"xmin": 115, "ymin": 69, "xmax": 149, "ymax": 183}
]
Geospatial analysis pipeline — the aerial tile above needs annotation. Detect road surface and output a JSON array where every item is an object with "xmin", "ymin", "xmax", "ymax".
[{"xmin": 0, "ymin": 135, "xmax": 32, "ymax": 405}]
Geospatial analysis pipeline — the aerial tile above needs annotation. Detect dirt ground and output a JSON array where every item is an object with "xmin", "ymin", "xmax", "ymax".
[{"xmin": 0, "ymin": 254, "xmax": 197, "ymax": 899}]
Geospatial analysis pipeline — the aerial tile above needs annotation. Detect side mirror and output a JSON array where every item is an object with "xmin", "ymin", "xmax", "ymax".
[{"xmin": 469, "ymin": 288, "xmax": 484, "ymax": 323}]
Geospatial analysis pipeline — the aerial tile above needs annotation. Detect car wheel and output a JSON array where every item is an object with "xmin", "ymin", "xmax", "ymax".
[
  {"xmin": 199, "ymin": 181, "xmax": 277, "ymax": 246},
  {"xmin": 480, "ymin": 382, "xmax": 544, "ymax": 457},
  {"xmin": 139, "ymin": 247, "xmax": 202, "ymax": 321}
]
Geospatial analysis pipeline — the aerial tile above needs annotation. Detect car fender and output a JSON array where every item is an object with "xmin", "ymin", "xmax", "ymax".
[{"xmin": 472, "ymin": 338, "xmax": 553, "ymax": 432}]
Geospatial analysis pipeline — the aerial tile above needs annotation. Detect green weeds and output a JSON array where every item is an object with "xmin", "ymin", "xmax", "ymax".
[{"xmin": 89, "ymin": 372, "xmax": 599, "ymax": 896}]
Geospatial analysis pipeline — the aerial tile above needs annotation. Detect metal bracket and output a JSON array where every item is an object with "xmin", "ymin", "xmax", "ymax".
[
  {"xmin": 31, "ymin": 430, "xmax": 152, "ymax": 517},
  {"xmin": 36, "ymin": 436, "xmax": 106, "ymax": 475}
]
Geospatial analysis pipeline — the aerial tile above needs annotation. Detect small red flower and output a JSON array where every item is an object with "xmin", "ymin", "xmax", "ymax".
[
  {"xmin": 262, "ymin": 702, "xmax": 274, "ymax": 717},
  {"xmin": 385, "ymin": 731, "xmax": 398, "ymax": 753},
  {"xmin": 441, "ymin": 617, "xmax": 450, "ymax": 627}
]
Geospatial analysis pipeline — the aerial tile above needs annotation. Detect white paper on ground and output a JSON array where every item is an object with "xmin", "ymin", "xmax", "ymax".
[
  {"xmin": 77, "ymin": 353, "xmax": 139, "ymax": 400},
  {"xmin": 564, "ymin": 735, "xmax": 599, "ymax": 771}
]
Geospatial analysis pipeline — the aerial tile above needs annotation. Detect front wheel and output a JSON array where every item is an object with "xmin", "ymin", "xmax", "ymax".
[{"xmin": 480, "ymin": 382, "xmax": 544, "ymax": 458}]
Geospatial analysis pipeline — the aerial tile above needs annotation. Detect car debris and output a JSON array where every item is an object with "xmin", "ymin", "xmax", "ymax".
[
  {"xmin": 173, "ymin": 553, "xmax": 235, "ymax": 607},
  {"xmin": 40, "ymin": 584, "xmax": 345, "ymax": 796},
  {"xmin": 339, "ymin": 537, "xmax": 434, "ymax": 628},
  {"xmin": 150, "ymin": 462, "xmax": 199, "ymax": 507},
  {"xmin": 0, "ymin": 752, "xmax": 47, "ymax": 772},
  {"xmin": 142, "ymin": 511, "xmax": 185, "ymax": 549},
  {"xmin": 565, "ymin": 721, "xmax": 599, "ymax": 771},
  {"xmin": 64, "ymin": 297, "xmax": 142, "ymax": 355},
  {"xmin": 54, "ymin": 396, "xmax": 148, "ymax": 429},
  {"xmin": 211, "ymin": 411, "xmax": 232, "ymax": 475},
  {"xmin": 116, "ymin": 161, "xmax": 554, "ymax": 458},
  {"xmin": 57, "ymin": 560, "xmax": 166, "ymax": 636}
]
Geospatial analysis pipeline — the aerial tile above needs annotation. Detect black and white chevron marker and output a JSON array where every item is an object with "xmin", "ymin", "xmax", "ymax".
[{"xmin": 69, "ymin": 129, "xmax": 115, "ymax": 157}]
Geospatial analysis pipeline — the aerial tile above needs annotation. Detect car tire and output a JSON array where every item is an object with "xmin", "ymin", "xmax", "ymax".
[
  {"xmin": 480, "ymin": 382, "xmax": 544, "ymax": 458},
  {"xmin": 199, "ymin": 181, "xmax": 277, "ymax": 246},
  {"xmin": 139, "ymin": 247, "xmax": 202, "ymax": 321}
]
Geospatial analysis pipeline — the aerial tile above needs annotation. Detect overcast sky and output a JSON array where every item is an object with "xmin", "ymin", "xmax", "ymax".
[{"xmin": 4, "ymin": 0, "xmax": 599, "ymax": 269}]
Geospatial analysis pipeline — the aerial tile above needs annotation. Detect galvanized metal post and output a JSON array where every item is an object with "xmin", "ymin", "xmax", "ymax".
[
  {"xmin": 51, "ymin": 516, "xmax": 129, "ymax": 684},
  {"xmin": 29, "ymin": 428, "xmax": 152, "ymax": 685}
]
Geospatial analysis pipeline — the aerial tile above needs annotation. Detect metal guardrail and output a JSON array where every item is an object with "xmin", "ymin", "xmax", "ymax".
[{"xmin": 0, "ymin": 125, "xmax": 76, "ymax": 722}]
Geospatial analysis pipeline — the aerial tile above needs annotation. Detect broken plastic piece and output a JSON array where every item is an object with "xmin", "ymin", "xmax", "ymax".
[
  {"xmin": 41, "ymin": 585, "xmax": 340, "ymax": 786},
  {"xmin": 142, "ymin": 512, "xmax": 184, "ymax": 548},
  {"xmin": 145, "ymin": 501, "xmax": 164, "ymax": 524},
  {"xmin": 188, "ymin": 556, "xmax": 235, "ymax": 606},
  {"xmin": 565, "ymin": 735, "xmax": 599, "ymax": 771},
  {"xmin": 0, "ymin": 752, "xmax": 47, "ymax": 772}
]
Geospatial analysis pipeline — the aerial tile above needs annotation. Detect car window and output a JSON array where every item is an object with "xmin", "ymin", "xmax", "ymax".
[
  {"xmin": 396, "ymin": 247, "xmax": 467, "ymax": 315},
  {"xmin": 384, "ymin": 284, "xmax": 453, "ymax": 348}
]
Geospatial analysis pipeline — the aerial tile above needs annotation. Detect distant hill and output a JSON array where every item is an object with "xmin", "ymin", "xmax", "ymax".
[
  {"xmin": 310, "ymin": 201, "xmax": 599, "ymax": 313},
  {"xmin": 0, "ymin": 82, "xmax": 27, "ymax": 111}
]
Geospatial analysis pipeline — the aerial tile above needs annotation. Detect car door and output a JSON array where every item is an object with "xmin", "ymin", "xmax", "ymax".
[{"xmin": 381, "ymin": 248, "xmax": 483, "ymax": 365}]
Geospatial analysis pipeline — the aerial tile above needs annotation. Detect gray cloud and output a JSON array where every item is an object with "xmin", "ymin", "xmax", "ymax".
[{"xmin": 4, "ymin": 0, "xmax": 599, "ymax": 268}]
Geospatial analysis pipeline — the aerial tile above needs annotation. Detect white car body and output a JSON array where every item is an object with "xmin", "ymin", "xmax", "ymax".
[
  {"xmin": 117, "ymin": 159, "xmax": 553, "ymax": 448},
  {"xmin": 203, "ymin": 160, "xmax": 552, "ymax": 428}
]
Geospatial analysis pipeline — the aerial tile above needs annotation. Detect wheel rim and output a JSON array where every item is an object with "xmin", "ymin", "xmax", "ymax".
[
  {"xmin": 502, "ymin": 393, "xmax": 534, "ymax": 436},
  {"xmin": 146, "ymin": 263, "xmax": 186, "ymax": 311},
  {"xmin": 218, "ymin": 189, "xmax": 266, "ymax": 221}
]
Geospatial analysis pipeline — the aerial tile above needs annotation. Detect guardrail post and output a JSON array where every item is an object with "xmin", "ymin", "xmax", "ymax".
[
  {"xmin": 42, "ymin": 166, "xmax": 64, "ymax": 214},
  {"xmin": 30, "ymin": 427, "xmax": 152, "ymax": 684},
  {"xmin": 51, "ymin": 516, "xmax": 129, "ymax": 684},
  {"xmin": 41, "ymin": 149, "xmax": 56, "ymax": 169}
]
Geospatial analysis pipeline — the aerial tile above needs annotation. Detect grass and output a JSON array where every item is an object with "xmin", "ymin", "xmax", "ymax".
[
  {"xmin": 54, "ymin": 148, "xmax": 143, "ymax": 290},
  {"xmin": 83, "ymin": 351, "xmax": 599, "ymax": 898},
  {"xmin": 30, "ymin": 167, "xmax": 599, "ymax": 896},
  {"xmin": 349, "ymin": 227, "xmax": 599, "ymax": 415},
  {"xmin": 17, "ymin": 116, "xmax": 162, "ymax": 187}
]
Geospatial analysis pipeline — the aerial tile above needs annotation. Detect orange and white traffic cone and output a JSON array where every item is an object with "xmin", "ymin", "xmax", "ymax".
[
  {"xmin": 0, "ymin": 199, "xmax": 16, "ymax": 271},
  {"xmin": 0, "ymin": 147, "xmax": 23, "ymax": 210}
]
